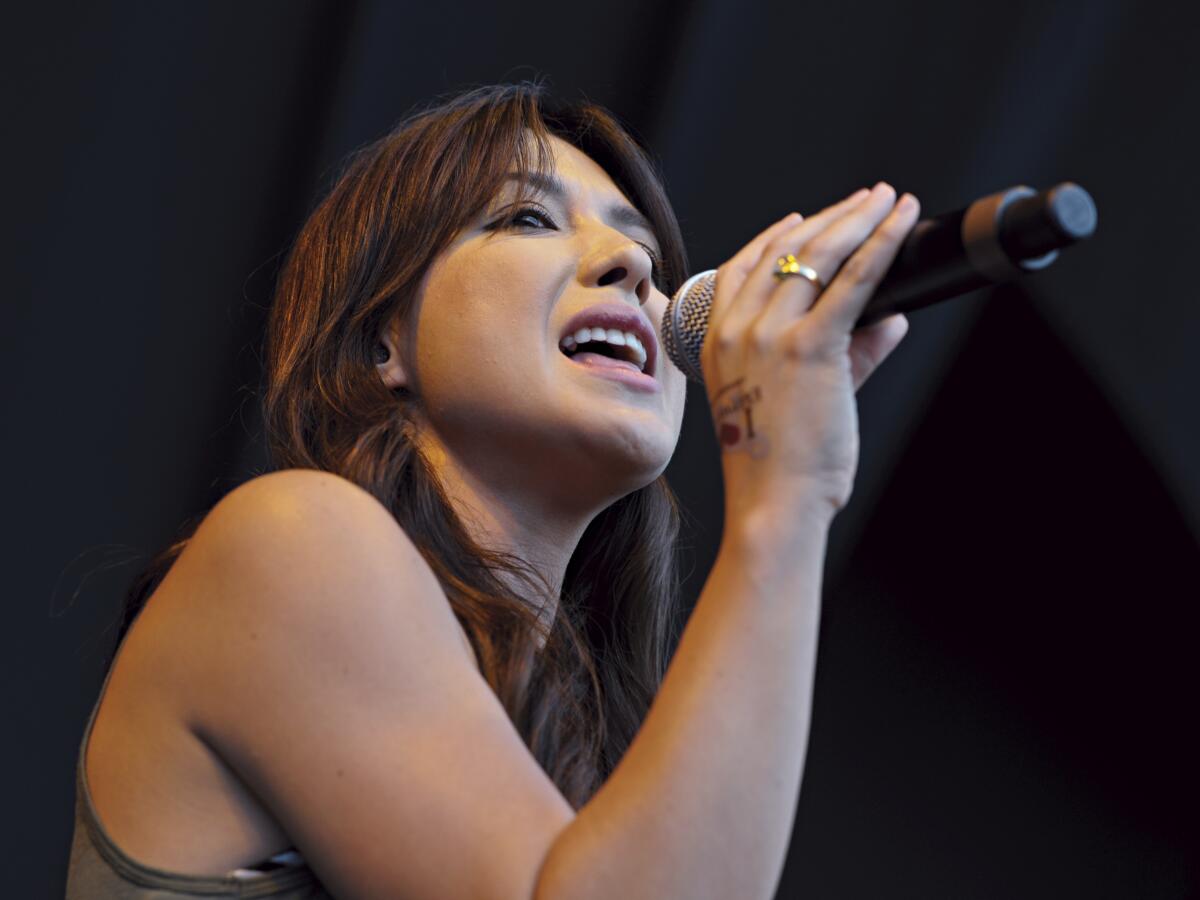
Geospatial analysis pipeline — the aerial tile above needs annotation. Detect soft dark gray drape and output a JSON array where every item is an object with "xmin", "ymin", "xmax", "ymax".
[{"xmin": 6, "ymin": 2, "xmax": 1196, "ymax": 896}]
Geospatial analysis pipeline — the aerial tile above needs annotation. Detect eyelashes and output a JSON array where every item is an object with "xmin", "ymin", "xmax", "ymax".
[{"xmin": 493, "ymin": 204, "xmax": 665, "ymax": 286}]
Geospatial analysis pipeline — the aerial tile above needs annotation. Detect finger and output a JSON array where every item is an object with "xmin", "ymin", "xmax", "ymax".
[
  {"xmin": 805, "ymin": 191, "xmax": 920, "ymax": 336},
  {"xmin": 713, "ymin": 186, "xmax": 873, "ymax": 345},
  {"xmin": 734, "ymin": 211, "xmax": 806, "ymax": 273},
  {"xmin": 702, "ymin": 212, "xmax": 800, "ymax": 333},
  {"xmin": 729, "ymin": 183, "xmax": 892, "ymax": 340},
  {"xmin": 847, "ymin": 313, "xmax": 908, "ymax": 391}
]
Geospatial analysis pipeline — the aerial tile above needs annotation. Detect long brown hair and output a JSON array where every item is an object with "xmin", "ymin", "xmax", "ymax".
[{"xmin": 122, "ymin": 81, "xmax": 691, "ymax": 810}]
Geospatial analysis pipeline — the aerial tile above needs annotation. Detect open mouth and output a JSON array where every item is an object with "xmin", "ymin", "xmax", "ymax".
[
  {"xmin": 556, "ymin": 304, "xmax": 659, "ymax": 378},
  {"xmin": 558, "ymin": 326, "xmax": 650, "ymax": 374}
]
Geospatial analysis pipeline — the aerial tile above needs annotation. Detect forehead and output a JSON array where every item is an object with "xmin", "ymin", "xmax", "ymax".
[
  {"xmin": 497, "ymin": 135, "xmax": 657, "ymax": 241},
  {"xmin": 544, "ymin": 136, "xmax": 621, "ymax": 191},
  {"xmin": 497, "ymin": 135, "xmax": 628, "ymax": 205}
]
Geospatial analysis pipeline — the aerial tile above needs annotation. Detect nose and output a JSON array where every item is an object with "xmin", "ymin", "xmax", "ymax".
[{"xmin": 589, "ymin": 237, "xmax": 654, "ymax": 306}]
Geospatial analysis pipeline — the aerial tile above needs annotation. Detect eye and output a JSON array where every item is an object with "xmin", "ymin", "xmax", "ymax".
[
  {"xmin": 501, "ymin": 205, "xmax": 557, "ymax": 230},
  {"xmin": 635, "ymin": 240, "xmax": 665, "ymax": 287},
  {"xmin": 493, "ymin": 205, "xmax": 665, "ymax": 289}
]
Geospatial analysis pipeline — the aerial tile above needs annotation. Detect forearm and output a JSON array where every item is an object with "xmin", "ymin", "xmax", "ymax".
[{"xmin": 534, "ymin": 500, "xmax": 833, "ymax": 900}]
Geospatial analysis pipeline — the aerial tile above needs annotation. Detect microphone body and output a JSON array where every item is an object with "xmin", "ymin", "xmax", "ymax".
[{"xmin": 663, "ymin": 182, "xmax": 1097, "ymax": 384}]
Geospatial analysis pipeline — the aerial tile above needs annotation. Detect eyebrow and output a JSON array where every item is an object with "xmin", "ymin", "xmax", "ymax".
[{"xmin": 499, "ymin": 171, "xmax": 660, "ymax": 250}]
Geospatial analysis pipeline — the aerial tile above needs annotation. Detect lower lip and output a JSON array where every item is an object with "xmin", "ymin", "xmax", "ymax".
[{"xmin": 563, "ymin": 354, "xmax": 661, "ymax": 393}]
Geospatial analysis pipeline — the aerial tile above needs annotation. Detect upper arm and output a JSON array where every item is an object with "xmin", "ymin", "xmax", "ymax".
[{"xmin": 162, "ymin": 469, "xmax": 575, "ymax": 900}]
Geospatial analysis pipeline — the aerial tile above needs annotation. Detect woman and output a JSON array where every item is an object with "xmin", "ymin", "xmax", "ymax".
[{"xmin": 66, "ymin": 81, "xmax": 916, "ymax": 899}]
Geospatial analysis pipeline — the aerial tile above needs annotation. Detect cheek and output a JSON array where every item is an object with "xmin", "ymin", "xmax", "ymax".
[
  {"xmin": 648, "ymin": 296, "xmax": 688, "ymax": 419},
  {"xmin": 412, "ymin": 265, "xmax": 557, "ymax": 408},
  {"xmin": 669, "ymin": 370, "xmax": 688, "ymax": 434}
]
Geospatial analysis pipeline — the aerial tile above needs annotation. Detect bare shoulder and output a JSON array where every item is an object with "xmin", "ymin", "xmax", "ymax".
[
  {"xmin": 185, "ymin": 467, "xmax": 477, "ymax": 668},
  {"xmin": 144, "ymin": 467, "xmax": 574, "ymax": 898},
  {"xmin": 215, "ymin": 467, "xmax": 393, "ymax": 523},
  {"xmin": 204, "ymin": 468, "xmax": 415, "ymax": 568}
]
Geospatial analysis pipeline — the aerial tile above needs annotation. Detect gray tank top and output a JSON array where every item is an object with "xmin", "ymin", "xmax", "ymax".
[{"xmin": 64, "ymin": 660, "xmax": 333, "ymax": 899}]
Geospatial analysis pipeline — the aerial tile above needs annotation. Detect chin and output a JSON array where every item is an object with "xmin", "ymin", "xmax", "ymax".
[{"xmin": 577, "ymin": 416, "xmax": 674, "ymax": 472}]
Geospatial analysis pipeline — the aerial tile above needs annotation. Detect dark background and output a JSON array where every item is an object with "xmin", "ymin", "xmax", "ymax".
[{"xmin": 5, "ymin": 2, "xmax": 1198, "ymax": 897}]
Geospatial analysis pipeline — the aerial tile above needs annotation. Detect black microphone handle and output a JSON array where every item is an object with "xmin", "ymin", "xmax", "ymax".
[{"xmin": 855, "ymin": 182, "xmax": 1097, "ymax": 327}]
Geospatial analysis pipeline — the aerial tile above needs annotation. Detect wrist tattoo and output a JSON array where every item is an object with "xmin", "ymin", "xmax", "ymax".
[{"xmin": 711, "ymin": 378, "xmax": 770, "ymax": 459}]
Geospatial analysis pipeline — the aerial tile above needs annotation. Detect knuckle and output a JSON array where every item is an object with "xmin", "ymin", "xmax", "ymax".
[
  {"xmin": 802, "ymin": 233, "xmax": 839, "ymax": 264},
  {"xmin": 780, "ymin": 326, "xmax": 820, "ymax": 361},
  {"xmin": 766, "ymin": 233, "xmax": 796, "ymax": 257},
  {"xmin": 877, "ymin": 216, "xmax": 911, "ymax": 242},
  {"xmin": 749, "ymin": 322, "xmax": 774, "ymax": 353},
  {"xmin": 715, "ymin": 261, "xmax": 745, "ymax": 290},
  {"xmin": 783, "ymin": 339, "xmax": 822, "ymax": 366},
  {"xmin": 839, "ymin": 253, "xmax": 879, "ymax": 285},
  {"xmin": 769, "ymin": 220, "xmax": 806, "ymax": 247},
  {"xmin": 783, "ymin": 324, "xmax": 848, "ymax": 362}
]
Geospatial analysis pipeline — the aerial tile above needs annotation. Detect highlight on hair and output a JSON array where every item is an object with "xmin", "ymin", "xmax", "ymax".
[{"xmin": 120, "ymin": 80, "xmax": 692, "ymax": 809}]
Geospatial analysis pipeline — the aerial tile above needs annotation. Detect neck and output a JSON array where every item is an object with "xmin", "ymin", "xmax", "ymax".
[{"xmin": 415, "ymin": 431, "xmax": 604, "ymax": 644}]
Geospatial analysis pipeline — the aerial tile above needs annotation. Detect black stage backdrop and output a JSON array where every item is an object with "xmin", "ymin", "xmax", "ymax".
[{"xmin": 5, "ymin": 2, "xmax": 1198, "ymax": 897}]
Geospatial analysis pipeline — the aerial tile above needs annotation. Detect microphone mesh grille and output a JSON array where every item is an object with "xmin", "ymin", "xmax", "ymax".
[{"xmin": 663, "ymin": 269, "xmax": 717, "ymax": 385}]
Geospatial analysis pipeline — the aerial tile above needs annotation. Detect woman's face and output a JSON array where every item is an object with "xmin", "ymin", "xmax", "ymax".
[{"xmin": 385, "ymin": 135, "xmax": 687, "ymax": 516}]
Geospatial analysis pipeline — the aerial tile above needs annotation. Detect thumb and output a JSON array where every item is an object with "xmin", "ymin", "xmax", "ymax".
[{"xmin": 848, "ymin": 314, "xmax": 909, "ymax": 392}]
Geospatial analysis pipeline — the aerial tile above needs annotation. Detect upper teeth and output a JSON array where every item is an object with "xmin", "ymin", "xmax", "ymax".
[{"xmin": 560, "ymin": 327, "xmax": 648, "ymax": 371}]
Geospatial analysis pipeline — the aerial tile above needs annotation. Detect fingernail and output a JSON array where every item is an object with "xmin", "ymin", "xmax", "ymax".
[
  {"xmin": 897, "ymin": 193, "xmax": 917, "ymax": 212},
  {"xmin": 850, "ymin": 187, "xmax": 870, "ymax": 201}
]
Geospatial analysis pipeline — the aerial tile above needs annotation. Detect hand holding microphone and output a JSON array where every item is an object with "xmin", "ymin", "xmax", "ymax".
[
  {"xmin": 669, "ymin": 181, "xmax": 1097, "ymax": 522},
  {"xmin": 696, "ymin": 183, "xmax": 921, "ymax": 523},
  {"xmin": 666, "ymin": 182, "xmax": 1097, "ymax": 384}
]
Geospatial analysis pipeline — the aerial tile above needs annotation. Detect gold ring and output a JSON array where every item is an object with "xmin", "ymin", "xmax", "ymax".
[{"xmin": 773, "ymin": 253, "xmax": 825, "ymax": 290}]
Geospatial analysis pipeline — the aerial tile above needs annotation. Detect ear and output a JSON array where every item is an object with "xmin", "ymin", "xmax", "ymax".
[{"xmin": 375, "ymin": 319, "xmax": 411, "ymax": 392}]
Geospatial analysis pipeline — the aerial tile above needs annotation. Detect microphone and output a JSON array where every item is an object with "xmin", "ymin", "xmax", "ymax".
[{"xmin": 662, "ymin": 182, "xmax": 1098, "ymax": 384}]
